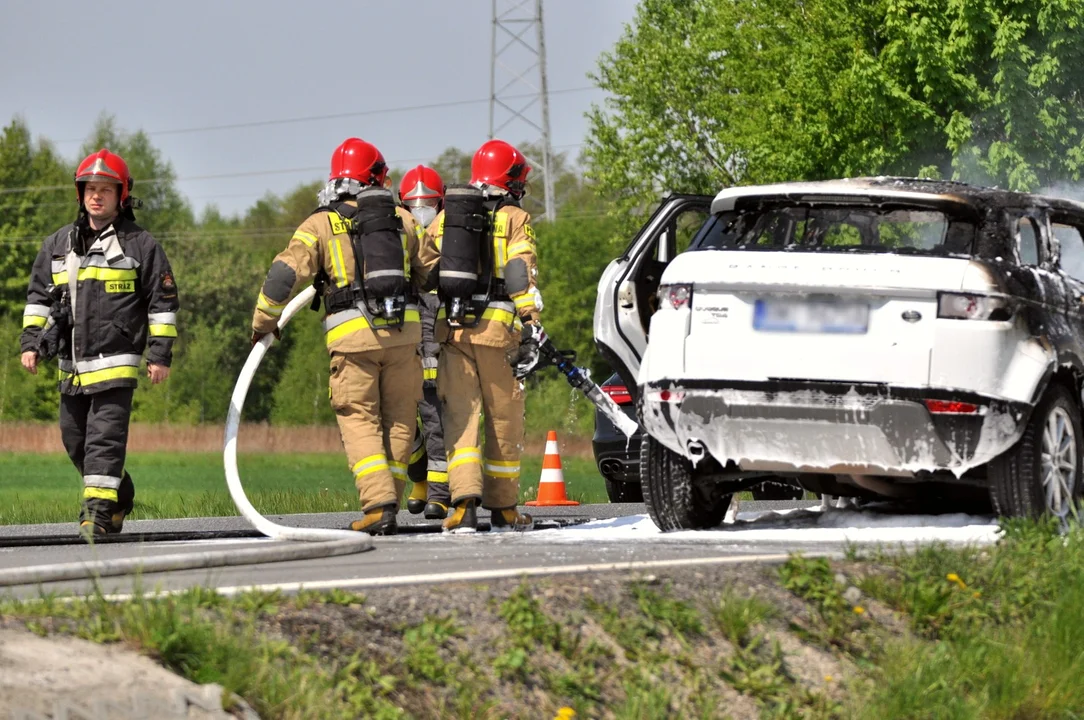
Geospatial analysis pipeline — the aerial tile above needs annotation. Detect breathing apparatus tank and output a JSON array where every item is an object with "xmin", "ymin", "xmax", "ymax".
[
  {"xmin": 353, "ymin": 186, "xmax": 408, "ymax": 324},
  {"xmin": 438, "ymin": 184, "xmax": 491, "ymax": 326}
]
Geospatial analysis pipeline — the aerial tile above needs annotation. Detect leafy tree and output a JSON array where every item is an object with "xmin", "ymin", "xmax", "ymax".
[
  {"xmin": 0, "ymin": 119, "xmax": 71, "ymax": 317},
  {"xmin": 586, "ymin": 0, "xmax": 1084, "ymax": 224}
]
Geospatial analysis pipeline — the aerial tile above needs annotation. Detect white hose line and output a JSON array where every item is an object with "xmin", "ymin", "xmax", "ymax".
[{"xmin": 0, "ymin": 286, "xmax": 372, "ymax": 589}]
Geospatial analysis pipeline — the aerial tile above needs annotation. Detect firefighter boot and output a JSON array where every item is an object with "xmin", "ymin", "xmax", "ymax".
[
  {"xmin": 407, "ymin": 481, "xmax": 428, "ymax": 515},
  {"xmin": 79, "ymin": 472, "xmax": 135, "ymax": 537},
  {"xmin": 349, "ymin": 504, "xmax": 398, "ymax": 535},
  {"xmin": 489, "ymin": 506, "xmax": 533, "ymax": 533},
  {"xmin": 424, "ymin": 477, "xmax": 451, "ymax": 520},
  {"xmin": 442, "ymin": 498, "xmax": 478, "ymax": 534}
]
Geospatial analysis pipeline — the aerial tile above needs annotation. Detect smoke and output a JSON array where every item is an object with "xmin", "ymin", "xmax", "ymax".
[{"xmin": 1038, "ymin": 181, "xmax": 1084, "ymax": 205}]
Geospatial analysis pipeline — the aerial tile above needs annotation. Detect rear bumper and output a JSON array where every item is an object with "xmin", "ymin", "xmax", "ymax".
[
  {"xmin": 640, "ymin": 380, "xmax": 1030, "ymax": 477},
  {"xmin": 593, "ymin": 408, "xmax": 642, "ymax": 482}
]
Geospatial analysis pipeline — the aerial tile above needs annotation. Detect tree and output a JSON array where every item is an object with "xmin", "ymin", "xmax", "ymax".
[
  {"xmin": 0, "ymin": 119, "xmax": 71, "ymax": 317},
  {"xmin": 586, "ymin": 0, "xmax": 1084, "ymax": 222}
]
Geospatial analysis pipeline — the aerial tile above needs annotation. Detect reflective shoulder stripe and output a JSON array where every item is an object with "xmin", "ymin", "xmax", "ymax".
[
  {"xmin": 329, "ymin": 237, "xmax": 349, "ymax": 288},
  {"xmin": 293, "ymin": 230, "xmax": 319, "ymax": 247}
]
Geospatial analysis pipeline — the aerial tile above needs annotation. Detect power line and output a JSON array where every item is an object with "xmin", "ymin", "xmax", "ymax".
[
  {"xmin": 52, "ymin": 87, "xmax": 597, "ymax": 144},
  {"xmin": 0, "ymin": 143, "xmax": 586, "ymax": 197}
]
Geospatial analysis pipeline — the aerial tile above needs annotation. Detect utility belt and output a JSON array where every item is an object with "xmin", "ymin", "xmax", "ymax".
[
  {"xmin": 444, "ymin": 280, "xmax": 511, "ymax": 329},
  {"xmin": 322, "ymin": 290, "xmax": 421, "ymax": 343},
  {"xmin": 324, "ymin": 284, "xmax": 417, "ymax": 325}
]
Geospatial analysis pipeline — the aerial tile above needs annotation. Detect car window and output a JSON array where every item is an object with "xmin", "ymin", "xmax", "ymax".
[
  {"xmin": 694, "ymin": 204, "xmax": 974, "ymax": 255},
  {"xmin": 657, "ymin": 207, "xmax": 710, "ymax": 261},
  {"xmin": 1016, "ymin": 217, "xmax": 1040, "ymax": 265},
  {"xmin": 1055, "ymin": 222, "xmax": 1084, "ymax": 280}
]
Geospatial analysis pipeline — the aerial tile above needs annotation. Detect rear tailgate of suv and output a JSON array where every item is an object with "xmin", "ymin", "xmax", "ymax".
[{"xmin": 677, "ymin": 252, "xmax": 973, "ymax": 385}]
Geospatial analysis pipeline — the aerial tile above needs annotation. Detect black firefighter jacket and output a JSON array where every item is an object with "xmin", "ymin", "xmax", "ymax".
[{"xmin": 19, "ymin": 216, "xmax": 179, "ymax": 395}]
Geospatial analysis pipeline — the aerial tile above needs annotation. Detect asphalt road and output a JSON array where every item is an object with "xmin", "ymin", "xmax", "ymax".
[{"xmin": 0, "ymin": 502, "xmax": 834, "ymax": 599}]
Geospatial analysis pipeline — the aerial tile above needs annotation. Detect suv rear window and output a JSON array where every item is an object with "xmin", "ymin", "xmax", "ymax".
[{"xmin": 691, "ymin": 204, "xmax": 977, "ymax": 256}]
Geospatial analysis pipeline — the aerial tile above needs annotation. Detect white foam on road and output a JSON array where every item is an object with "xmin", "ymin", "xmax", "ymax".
[{"xmin": 531, "ymin": 507, "xmax": 1001, "ymax": 546}]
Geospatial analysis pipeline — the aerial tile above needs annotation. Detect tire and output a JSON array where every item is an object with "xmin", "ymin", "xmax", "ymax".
[
  {"xmin": 605, "ymin": 476, "xmax": 644, "ymax": 503},
  {"xmin": 989, "ymin": 384, "xmax": 1084, "ymax": 520},
  {"xmin": 640, "ymin": 435, "xmax": 732, "ymax": 531},
  {"xmin": 751, "ymin": 479, "xmax": 806, "ymax": 501}
]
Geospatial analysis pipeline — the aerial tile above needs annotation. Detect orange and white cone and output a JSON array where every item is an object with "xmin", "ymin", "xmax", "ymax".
[{"xmin": 526, "ymin": 430, "xmax": 580, "ymax": 507}]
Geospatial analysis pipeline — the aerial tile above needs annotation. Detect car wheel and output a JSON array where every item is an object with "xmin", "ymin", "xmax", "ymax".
[
  {"xmin": 605, "ymin": 476, "xmax": 644, "ymax": 503},
  {"xmin": 989, "ymin": 384, "xmax": 1083, "ymax": 520},
  {"xmin": 751, "ymin": 479, "xmax": 806, "ymax": 501},
  {"xmin": 640, "ymin": 435, "xmax": 732, "ymax": 531}
]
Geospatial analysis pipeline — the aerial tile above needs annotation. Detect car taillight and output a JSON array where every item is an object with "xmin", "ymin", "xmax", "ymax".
[
  {"xmin": 601, "ymin": 384, "xmax": 633, "ymax": 406},
  {"xmin": 937, "ymin": 292, "xmax": 1014, "ymax": 321},
  {"xmin": 925, "ymin": 399, "xmax": 980, "ymax": 414},
  {"xmin": 659, "ymin": 284, "xmax": 693, "ymax": 310},
  {"xmin": 645, "ymin": 389, "xmax": 685, "ymax": 403}
]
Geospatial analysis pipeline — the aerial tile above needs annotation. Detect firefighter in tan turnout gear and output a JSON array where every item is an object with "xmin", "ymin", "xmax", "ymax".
[
  {"xmin": 424, "ymin": 139, "xmax": 543, "ymax": 533},
  {"xmin": 251, "ymin": 138, "xmax": 434, "ymax": 535},
  {"xmin": 399, "ymin": 165, "xmax": 451, "ymax": 519},
  {"xmin": 20, "ymin": 149, "xmax": 179, "ymax": 536}
]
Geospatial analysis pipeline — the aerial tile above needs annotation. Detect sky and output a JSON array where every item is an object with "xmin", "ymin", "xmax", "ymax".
[{"xmin": 0, "ymin": 0, "xmax": 637, "ymax": 217}]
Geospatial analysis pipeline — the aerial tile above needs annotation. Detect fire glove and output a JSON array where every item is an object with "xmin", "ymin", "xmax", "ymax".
[
  {"xmin": 251, "ymin": 328, "xmax": 281, "ymax": 347},
  {"xmin": 512, "ymin": 322, "xmax": 548, "ymax": 379}
]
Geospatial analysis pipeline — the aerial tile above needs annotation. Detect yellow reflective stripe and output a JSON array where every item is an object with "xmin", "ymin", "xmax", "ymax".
[
  {"xmin": 401, "ymin": 231, "xmax": 410, "ymax": 277},
  {"xmin": 389, "ymin": 460, "xmax": 409, "ymax": 480},
  {"xmin": 60, "ymin": 365, "xmax": 139, "ymax": 387},
  {"xmin": 423, "ymin": 367, "xmax": 438, "ymax": 381},
  {"xmin": 507, "ymin": 241, "xmax": 534, "ymax": 256},
  {"xmin": 293, "ymin": 231, "xmax": 318, "ymax": 247},
  {"xmin": 449, "ymin": 447, "xmax": 482, "ymax": 471},
  {"xmin": 22, "ymin": 316, "xmax": 48, "ymax": 329},
  {"xmin": 513, "ymin": 295, "xmax": 535, "ymax": 310},
  {"xmin": 427, "ymin": 470, "xmax": 449, "ymax": 483},
  {"xmin": 493, "ymin": 231, "xmax": 507, "ymax": 279},
  {"xmin": 83, "ymin": 487, "xmax": 118, "ymax": 501},
  {"xmin": 352, "ymin": 453, "xmax": 389, "ymax": 479},
  {"xmin": 410, "ymin": 445, "xmax": 426, "ymax": 464},
  {"xmin": 149, "ymin": 324, "xmax": 177, "ymax": 337},
  {"xmin": 330, "ymin": 237, "xmax": 349, "ymax": 288},
  {"xmin": 325, "ymin": 309, "xmax": 421, "ymax": 346},
  {"xmin": 257, "ymin": 291, "xmax": 286, "ymax": 316},
  {"xmin": 435, "ymin": 306, "xmax": 515, "ymax": 325},
  {"xmin": 484, "ymin": 459, "xmax": 520, "ymax": 478},
  {"xmin": 51, "ymin": 267, "xmax": 138, "ymax": 285}
]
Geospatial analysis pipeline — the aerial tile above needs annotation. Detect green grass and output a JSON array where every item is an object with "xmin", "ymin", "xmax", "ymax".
[{"xmin": 0, "ymin": 451, "xmax": 608, "ymax": 525}]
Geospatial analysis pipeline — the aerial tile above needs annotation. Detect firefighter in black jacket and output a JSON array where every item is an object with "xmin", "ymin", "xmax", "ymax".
[{"xmin": 19, "ymin": 149, "xmax": 179, "ymax": 536}]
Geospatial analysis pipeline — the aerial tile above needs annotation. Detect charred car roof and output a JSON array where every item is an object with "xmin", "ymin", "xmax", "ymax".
[{"xmin": 710, "ymin": 177, "xmax": 1084, "ymax": 217}]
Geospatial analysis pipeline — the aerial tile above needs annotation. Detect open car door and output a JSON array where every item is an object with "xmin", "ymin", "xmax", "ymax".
[{"xmin": 593, "ymin": 193, "xmax": 713, "ymax": 398}]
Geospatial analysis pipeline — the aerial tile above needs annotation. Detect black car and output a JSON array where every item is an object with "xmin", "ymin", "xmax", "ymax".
[{"xmin": 592, "ymin": 373, "xmax": 644, "ymax": 503}]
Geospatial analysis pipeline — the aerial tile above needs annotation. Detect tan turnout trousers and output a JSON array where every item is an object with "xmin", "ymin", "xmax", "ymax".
[
  {"xmin": 330, "ymin": 344, "xmax": 423, "ymax": 511},
  {"xmin": 438, "ymin": 337, "xmax": 525, "ymax": 509}
]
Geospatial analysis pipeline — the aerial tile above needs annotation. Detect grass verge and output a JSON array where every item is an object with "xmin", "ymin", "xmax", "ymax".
[
  {"xmin": 3, "ymin": 521, "xmax": 1081, "ymax": 718},
  {"xmin": 0, "ymin": 451, "xmax": 607, "ymax": 525}
]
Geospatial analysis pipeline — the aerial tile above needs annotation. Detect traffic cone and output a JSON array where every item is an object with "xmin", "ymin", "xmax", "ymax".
[{"xmin": 526, "ymin": 431, "xmax": 580, "ymax": 506}]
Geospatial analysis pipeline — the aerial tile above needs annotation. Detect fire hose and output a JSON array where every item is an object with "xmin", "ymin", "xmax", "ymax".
[{"xmin": 0, "ymin": 286, "xmax": 372, "ymax": 589}]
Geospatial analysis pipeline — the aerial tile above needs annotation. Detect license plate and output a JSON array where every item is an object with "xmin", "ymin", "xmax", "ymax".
[{"xmin": 753, "ymin": 298, "xmax": 869, "ymax": 334}]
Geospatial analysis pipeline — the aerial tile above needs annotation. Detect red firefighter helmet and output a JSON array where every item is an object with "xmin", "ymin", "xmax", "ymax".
[
  {"xmin": 74, "ymin": 149, "xmax": 132, "ymax": 204},
  {"xmin": 470, "ymin": 139, "xmax": 531, "ymax": 198},
  {"xmin": 329, "ymin": 138, "xmax": 388, "ymax": 186},
  {"xmin": 398, "ymin": 165, "xmax": 445, "ymax": 208}
]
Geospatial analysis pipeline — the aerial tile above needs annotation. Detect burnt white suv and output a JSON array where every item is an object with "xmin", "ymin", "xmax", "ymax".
[{"xmin": 594, "ymin": 178, "xmax": 1084, "ymax": 530}]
